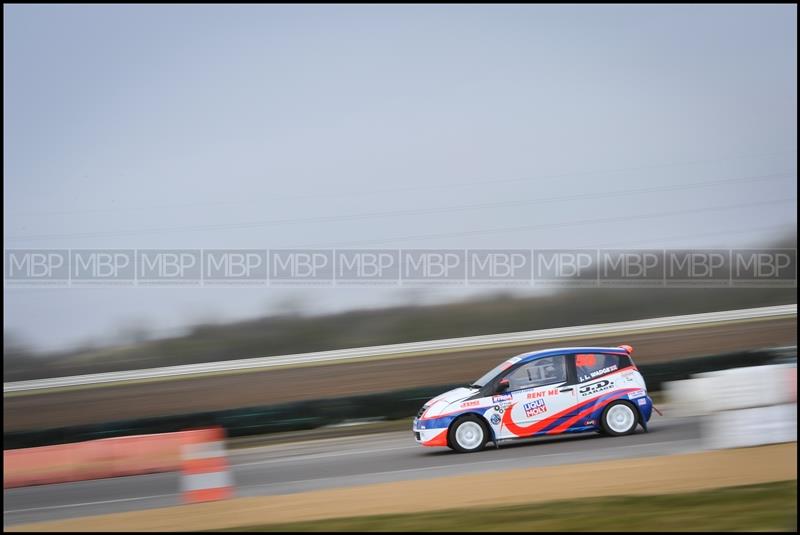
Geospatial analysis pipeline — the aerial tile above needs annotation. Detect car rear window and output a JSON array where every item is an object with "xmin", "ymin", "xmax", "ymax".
[{"xmin": 576, "ymin": 353, "xmax": 631, "ymax": 382}]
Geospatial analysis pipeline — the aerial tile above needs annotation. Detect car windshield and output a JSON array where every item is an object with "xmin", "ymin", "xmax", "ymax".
[{"xmin": 470, "ymin": 358, "xmax": 518, "ymax": 388}]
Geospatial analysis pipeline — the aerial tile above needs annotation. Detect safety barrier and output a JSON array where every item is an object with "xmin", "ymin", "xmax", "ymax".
[
  {"xmin": 3, "ymin": 427, "xmax": 231, "ymax": 492},
  {"xmin": 180, "ymin": 427, "xmax": 234, "ymax": 503},
  {"xmin": 664, "ymin": 363, "xmax": 797, "ymax": 449}
]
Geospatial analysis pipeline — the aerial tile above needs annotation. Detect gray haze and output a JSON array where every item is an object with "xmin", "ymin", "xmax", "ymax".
[{"xmin": 4, "ymin": 4, "xmax": 797, "ymax": 351}]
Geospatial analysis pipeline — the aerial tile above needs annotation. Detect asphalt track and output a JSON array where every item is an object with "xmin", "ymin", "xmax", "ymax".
[{"xmin": 4, "ymin": 415, "xmax": 702, "ymax": 527}]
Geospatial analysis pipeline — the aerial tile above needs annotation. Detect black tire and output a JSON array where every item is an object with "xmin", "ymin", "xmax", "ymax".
[
  {"xmin": 448, "ymin": 415, "xmax": 489, "ymax": 453},
  {"xmin": 600, "ymin": 400, "xmax": 638, "ymax": 437}
]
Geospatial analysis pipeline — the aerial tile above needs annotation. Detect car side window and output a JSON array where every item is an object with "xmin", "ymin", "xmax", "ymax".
[
  {"xmin": 576, "ymin": 353, "xmax": 622, "ymax": 383},
  {"xmin": 505, "ymin": 356, "xmax": 566, "ymax": 391}
]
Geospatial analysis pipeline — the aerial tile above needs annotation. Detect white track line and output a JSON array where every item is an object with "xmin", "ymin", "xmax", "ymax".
[
  {"xmin": 4, "ymin": 493, "xmax": 174, "ymax": 514},
  {"xmin": 234, "ymin": 444, "xmax": 420, "ymax": 467}
]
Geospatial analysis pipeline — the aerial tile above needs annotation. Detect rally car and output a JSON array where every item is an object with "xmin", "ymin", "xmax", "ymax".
[{"xmin": 412, "ymin": 345, "xmax": 653, "ymax": 453}]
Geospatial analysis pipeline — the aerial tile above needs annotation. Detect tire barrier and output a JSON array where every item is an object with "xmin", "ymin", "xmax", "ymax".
[{"xmin": 664, "ymin": 362, "xmax": 797, "ymax": 449}]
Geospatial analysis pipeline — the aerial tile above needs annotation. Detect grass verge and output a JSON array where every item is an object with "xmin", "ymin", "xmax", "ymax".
[{"xmin": 213, "ymin": 480, "xmax": 797, "ymax": 532}]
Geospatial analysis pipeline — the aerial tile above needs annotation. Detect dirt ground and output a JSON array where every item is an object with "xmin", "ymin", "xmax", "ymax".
[
  {"xmin": 4, "ymin": 317, "xmax": 796, "ymax": 431},
  {"xmin": 7, "ymin": 442, "xmax": 796, "ymax": 532}
]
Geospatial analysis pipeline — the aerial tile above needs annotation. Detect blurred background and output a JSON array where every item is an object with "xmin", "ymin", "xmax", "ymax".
[{"xmin": 3, "ymin": 4, "xmax": 797, "ymax": 532}]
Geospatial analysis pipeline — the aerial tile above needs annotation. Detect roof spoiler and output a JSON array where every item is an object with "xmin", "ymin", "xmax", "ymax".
[{"xmin": 618, "ymin": 345, "xmax": 634, "ymax": 354}]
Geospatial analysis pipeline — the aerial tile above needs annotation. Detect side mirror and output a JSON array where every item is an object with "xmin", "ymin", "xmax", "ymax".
[{"xmin": 496, "ymin": 378, "xmax": 510, "ymax": 393}]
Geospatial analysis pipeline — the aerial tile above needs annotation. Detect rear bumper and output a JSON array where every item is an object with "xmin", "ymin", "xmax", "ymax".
[{"xmin": 637, "ymin": 395, "xmax": 654, "ymax": 422}]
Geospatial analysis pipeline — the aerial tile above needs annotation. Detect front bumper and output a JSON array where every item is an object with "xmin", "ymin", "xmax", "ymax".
[{"xmin": 412, "ymin": 418, "xmax": 449, "ymax": 446}]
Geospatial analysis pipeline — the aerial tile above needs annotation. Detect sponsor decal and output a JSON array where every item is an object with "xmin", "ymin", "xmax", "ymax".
[
  {"xmin": 592, "ymin": 364, "xmax": 617, "ymax": 378},
  {"xmin": 579, "ymin": 379, "xmax": 613, "ymax": 396},
  {"xmin": 526, "ymin": 388, "xmax": 560, "ymax": 399},
  {"xmin": 492, "ymin": 394, "xmax": 512, "ymax": 403},
  {"xmin": 628, "ymin": 389, "xmax": 646, "ymax": 400},
  {"xmin": 490, "ymin": 414, "xmax": 502, "ymax": 425},
  {"xmin": 502, "ymin": 387, "xmax": 639, "ymax": 438},
  {"xmin": 579, "ymin": 364, "xmax": 618, "ymax": 382},
  {"xmin": 584, "ymin": 419, "xmax": 596, "ymax": 426},
  {"xmin": 460, "ymin": 400, "xmax": 480, "ymax": 408},
  {"xmin": 523, "ymin": 399, "xmax": 548, "ymax": 418},
  {"xmin": 637, "ymin": 398, "xmax": 647, "ymax": 406}
]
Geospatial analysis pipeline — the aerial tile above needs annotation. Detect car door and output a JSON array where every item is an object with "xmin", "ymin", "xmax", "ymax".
[{"xmin": 497, "ymin": 355, "xmax": 577, "ymax": 438}]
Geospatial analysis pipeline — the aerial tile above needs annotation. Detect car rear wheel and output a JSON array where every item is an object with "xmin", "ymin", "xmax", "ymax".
[
  {"xmin": 449, "ymin": 415, "xmax": 488, "ymax": 453},
  {"xmin": 600, "ymin": 401, "xmax": 638, "ymax": 436}
]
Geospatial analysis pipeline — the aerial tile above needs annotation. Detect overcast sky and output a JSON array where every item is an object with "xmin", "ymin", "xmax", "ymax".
[{"xmin": 4, "ymin": 4, "xmax": 797, "ymax": 351}]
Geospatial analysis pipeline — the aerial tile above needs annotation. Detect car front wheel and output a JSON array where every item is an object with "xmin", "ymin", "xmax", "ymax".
[
  {"xmin": 600, "ymin": 401, "xmax": 638, "ymax": 436},
  {"xmin": 449, "ymin": 415, "xmax": 488, "ymax": 453}
]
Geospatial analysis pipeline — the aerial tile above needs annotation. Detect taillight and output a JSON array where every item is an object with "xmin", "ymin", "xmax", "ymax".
[{"xmin": 620, "ymin": 345, "xmax": 636, "ymax": 368}]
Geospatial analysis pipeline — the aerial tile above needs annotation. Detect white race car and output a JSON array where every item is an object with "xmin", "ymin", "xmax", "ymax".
[{"xmin": 412, "ymin": 345, "xmax": 653, "ymax": 453}]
